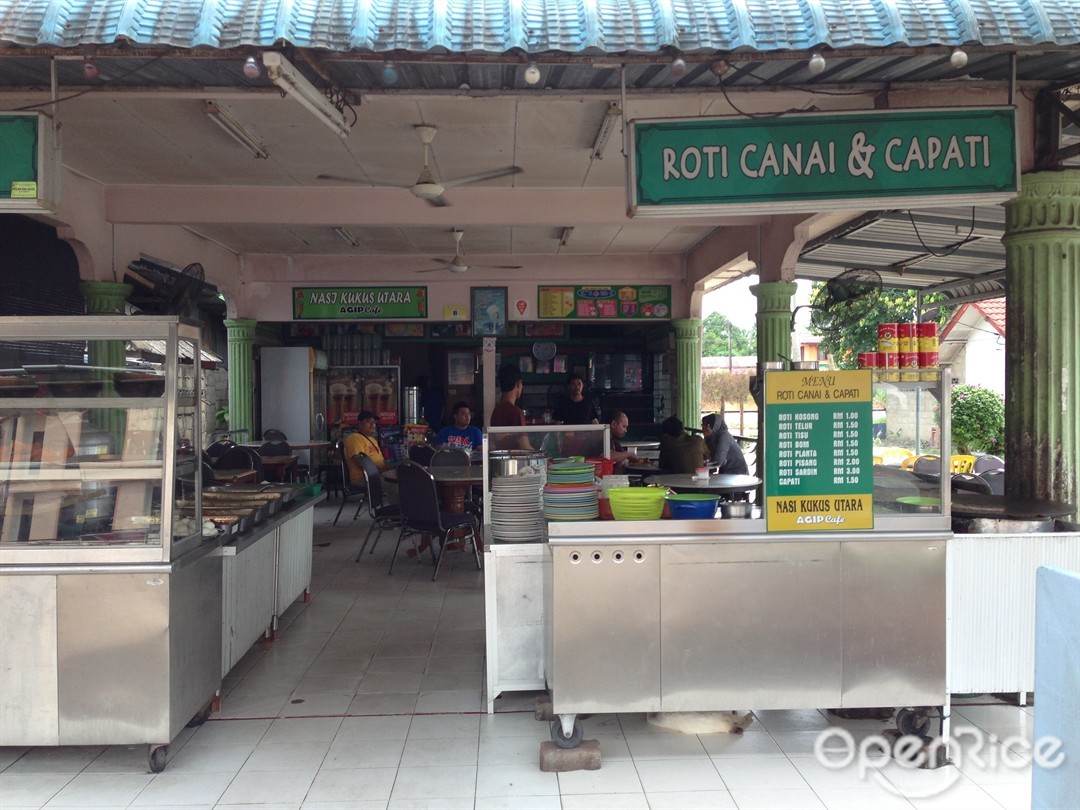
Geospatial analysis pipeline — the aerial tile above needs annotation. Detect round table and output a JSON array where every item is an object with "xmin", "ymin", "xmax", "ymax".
[
  {"xmin": 951, "ymin": 492, "xmax": 1075, "ymax": 520},
  {"xmin": 644, "ymin": 473, "xmax": 762, "ymax": 496},
  {"xmin": 429, "ymin": 466, "xmax": 484, "ymax": 514}
]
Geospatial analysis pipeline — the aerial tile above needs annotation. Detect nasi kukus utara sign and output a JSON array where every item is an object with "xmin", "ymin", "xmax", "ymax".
[
  {"xmin": 629, "ymin": 107, "xmax": 1017, "ymax": 216},
  {"xmin": 293, "ymin": 287, "xmax": 427, "ymax": 319},
  {"xmin": 764, "ymin": 370, "xmax": 874, "ymax": 532}
]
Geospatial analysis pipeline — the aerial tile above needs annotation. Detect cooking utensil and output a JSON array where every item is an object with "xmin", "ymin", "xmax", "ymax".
[
  {"xmin": 489, "ymin": 450, "xmax": 547, "ymax": 477},
  {"xmin": 719, "ymin": 501, "xmax": 753, "ymax": 519}
]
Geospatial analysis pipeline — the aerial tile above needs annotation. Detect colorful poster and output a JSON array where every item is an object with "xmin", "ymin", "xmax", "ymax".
[
  {"xmin": 537, "ymin": 285, "xmax": 671, "ymax": 319},
  {"xmin": 293, "ymin": 287, "xmax": 427, "ymax": 319},
  {"xmin": 764, "ymin": 370, "xmax": 874, "ymax": 532}
]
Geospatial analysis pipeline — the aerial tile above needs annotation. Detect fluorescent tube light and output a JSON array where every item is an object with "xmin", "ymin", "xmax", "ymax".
[
  {"xmin": 559, "ymin": 227, "xmax": 574, "ymax": 247},
  {"xmin": 204, "ymin": 100, "xmax": 268, "ymax": 159},
  {"xmin": 333, "ymin": 227, "xmax": 361, "ymax": 247},
  {"xmin": 592, "ymin": 101, "xmax": 622, "ymax": 160},
  {"xmin": 262, "ymin": 52, "xmax": 349, "ymax": 139}
]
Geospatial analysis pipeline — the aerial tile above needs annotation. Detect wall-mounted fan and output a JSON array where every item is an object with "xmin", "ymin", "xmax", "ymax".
[
  {"xmin": 318, "ymin": 124, "xmax": 522, "ymax": 207},
  {"xmin": 791, "ymin": 268, "xmax": 882, "ymax": 332},
  {"xmin": 415, "ymin": 230, "xmax": 523, "ymax": 274}
]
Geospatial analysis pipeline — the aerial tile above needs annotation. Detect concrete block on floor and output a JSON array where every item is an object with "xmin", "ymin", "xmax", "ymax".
[
  {"xmin": 535, "ymin": 694, "xmax": 553, "ymax": 721},
  {"xmin": 539, "ymin": 739, "xmax": 601, "ymax": 772}
]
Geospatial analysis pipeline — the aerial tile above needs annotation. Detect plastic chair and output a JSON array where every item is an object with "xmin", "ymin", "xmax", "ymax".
[
  {"xmin": 430, "ymin": 447, "xmax": 470, "ymax": 467},
  {"xmin": 391, "ymin": 461, "xmax": 481, "ymax": 582},
  {"xmin": 213, "ymin": 446, "xmax": 264, "ymax": 481},
  {"xmin": 950, "ymin": 454, "xmax": 977, "ymax": 474},
  {"xmin": 408, "ymin": 442, "xmax": 436, "ymax": 466},
  {"xmin": 881, "ymin": 447, "xmax": 915, "ymax": 466},
  {"xmin": 912, "ymin": 455, "xmax": 941, "ymax": 475},
  {"xmin": 354, "ymin": 452, "xmax": 403, "ymax": 560},
  {"xmin": 979, "ymin": 468, "xmax": 1006, "ymax": 495},
  {"xmin": 258, "ymin": 440, "xmax": 296, "ymax": 482},
  {"xmin": 205, "ymin": 438, "xmax": 236, "ymax": 461},
  {"xmin": 952, "ymin": 472, "xmax": 992, "ymax": 495},
  {"xmin": 333, "ymin": 448, "xmax": 367, "ymax": 526},
  {"xmin": 974, "ymin": 454, "xmax": 1005, "ymax": 473},
  {"xmin": 873, "ymin": 455, "xmax": 884, "ymax": 465},
  {"xmin": 262, "ymin": 428, "xmax": 288, "ymax": 441}
]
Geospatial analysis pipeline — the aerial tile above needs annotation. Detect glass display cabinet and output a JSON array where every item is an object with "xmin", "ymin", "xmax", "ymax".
[{"xmin": 0, "ymin": 316, "xmax": 220, "ymax": 771}]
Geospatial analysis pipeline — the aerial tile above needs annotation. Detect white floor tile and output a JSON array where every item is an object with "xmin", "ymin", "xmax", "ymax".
[
  {"xmin": 334, "ymin": 715, "xmax": 412, "ymax": 742},
  {"xmin": 764, "ymin": 730, "xmax": 832, "ymax": 757},
  {"xmin": 358, "ymin": 672, "xmax": 423, "ymax": 694},
  {"xmin": 413, "ymin": 689, "xmax": 483, "ymax": 713},
  {"xmin": 366, "ymin": 657, "xmax": 428, "ymax": 675},
  {"xmin": 590, "ymin": 734, "xmax": 632, "ymax": 761},
  {"xmin": 473, "ymin": 796, "xmax": 561, "ymax": 810},
  {"xmin": 904, "ymin": 780, "xmax": 1004, "ymax": 810},
  {"xmin": 634, "ymin": 759, "xmax": 726, "ymax": 793},
  {"xmin": 811, "ymin": 786, "xmax": 916, "ymax": 809},
  {"xmin": 5, "ymin": 747, "xmax": 104, "ymax": 774},
  {"xmin": 346, "ymin": 692, "xmax": 418, "ymax": 715},
  {"xmin": 644, "ymin": 790, "xmax": 737, "ymax": 809},
  {"xmin": 425, "ymin": 656, "xmax": 485, "ymax": 674},
  {"xmin": 214, "ymin": 693, "xmax": 290, "ymax": 719},
  {"xmin": 419, "ymin": 672, "xmax": 482, "ymax": 691},
  {"xmin": 321, "ymin": 737, "xmax": 405, "ymax": 769},
  {"xmin": 557, "ymin": 759, "xmax": 643, "ymax": 794},
  {"xmin": 0, "ymin": 772, "xmax": 74, "ymax": 806},
  {"xmin": 978, "ymin": 780, "xmax": 1032, "ymax": 810},
  {"xmin": 726, "ymin": 787, "xmax": 827, "ymax": 809},
  {"xmin": 387, "ymin": 797, "xmax": 473, "ymax": 809},
  {"xmin": 281, "ymin": 693, "xmax": 354, "ymax": 718},
  {"xmin": 301, "ymin": 802, "xmax": 387, "ymax": 810},
  {"xmin": 559, "ymin": 792, "xmax": 649, "ymax": 809},
  {"xmin": 400, "ymin": 736, "xmax": 478, "ymax": 767},
  {"xmin": 163, "ymin": 743, "xmax": 253, "ymax": 773},
  {"xmin": 217, "ymin": 768, "xmax": 317, "ymax": 806},
  {"xmin": 186, "ymin": 719, "xmax": 272, "ymax": 747},
  {"xmin": 293, "ymin": 674, "xmax": 363, "ymax": 694},
  {"xmin": 215, "ymin": 804, "xmax": 300, "ymax": 810},
  {"xmin": 700, "ymin": 730, "xmax": 785, "ymax": 759},
  {"xmin": 788, "ymin": 755, "xmax": 883, "ymax": 792},
  {"xmin": 713, "ymin": 756, "xmax": 810, "ymax": 791},
  {"xmin": 303, "ymin": 767, "xmax": 397, "ymax": 803},
  {"xmin": 371, "ymin": 642, "xmax": 431, "ymax": 659},
  {"xmin": 80, "ymin": 745, "xmax": 153, "ymax": 774},
  {"xmin": 752, "ymin": 710, "xmax": 832, "ymax": 733},
  {"xmin": 624, "ymin": 732, "xmax": 709, "ymax": 760},
  {"xmin": 474, "ymin": 762, "xmax": 560, "ymax": 797},
  {"xmin": 128, "ymin": 770, "xmax": 234, "ymax": 806},
  {"xmin": 262, "ymin": 718, "xmax": 343, "ymax": 744},
  {"xmin": 390, "ymin": 764, "xmax": 478, "ymax": 800},
  {"xmin": 0, "ymin": 747, "xmax": 30, "ymax": 772},
  {"xmin": 478, "ymin": 712, "xmax": 546, "ymax": 739},
  {"xmin": 241, "ymin": 741, "xmax": 331, "ymax": 772},
  {"xmin": 477, "ymin": 735, "xmax": 542, "ymax": 766},
  {"xmin": 406, "ymin": 714, "xmax": 479, "ymax": 741}
]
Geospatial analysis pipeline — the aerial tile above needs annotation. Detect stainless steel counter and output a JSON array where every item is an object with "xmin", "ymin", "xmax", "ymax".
[{"xmin": 543, "ymin": 520, "xmax": 949, "ymax": 746}]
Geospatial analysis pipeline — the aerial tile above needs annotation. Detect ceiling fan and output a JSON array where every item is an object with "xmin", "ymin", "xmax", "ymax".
[
  {"xmin": 416, "ymin": 230, "xmax": 523, "ymax": 274},
  {"xmin": 318, "ymin": 124, "xmax": 522, "ymax": 207}
]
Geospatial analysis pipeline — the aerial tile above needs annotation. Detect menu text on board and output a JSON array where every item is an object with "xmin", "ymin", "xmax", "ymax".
[{"xmin": 764, "ymin": 370, "xmax": 874, "ymax": 532}]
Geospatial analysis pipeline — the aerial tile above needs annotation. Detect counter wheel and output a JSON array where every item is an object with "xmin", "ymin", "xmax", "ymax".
[
  {"xmin": 895, "ymin": 708, "xmax": 932, "ymax": 737},
  {"xmin": 148, "ymin": 744, "xmax": 168, "ymax": 773},
  {"xmin": 549, "ymin": 718, "xmax": 584, "ymax": 749},
  {"xmin": 186, "ymin": 704, "xmax": 212, "ymax": 728}
]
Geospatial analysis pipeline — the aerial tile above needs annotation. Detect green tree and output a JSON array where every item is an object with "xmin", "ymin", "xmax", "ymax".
[
  {"xmin": 951, "ymin": 384, "xmax": 1005, "ymax": 454},
  {"xmin": 701, "ymin": 371, "xmax": 754, "ymax": 411},
  {"xmin": 702, "ymin": 312, "xmax": 756, "ymax": 358},
  {"xmin": 807, "ymin": 287, "xmax": 953, "ymax": 367}
]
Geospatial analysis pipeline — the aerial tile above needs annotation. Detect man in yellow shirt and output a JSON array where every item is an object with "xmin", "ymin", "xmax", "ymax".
[{"xmin": 344, "ymin": 411, "xmax": 397, "ymax": 502}]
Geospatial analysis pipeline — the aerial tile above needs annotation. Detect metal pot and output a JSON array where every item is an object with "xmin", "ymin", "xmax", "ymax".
[
  {"xmin": 790, "ymin": 361, "xmax": 819, "ymax": 371},
  {"xmin": 719, "ymin": 501, "xmax": 753, "ymax": 519},
  {"xmin": 489, "ymin": 450, "xmax": 547, "ymax": 477}
]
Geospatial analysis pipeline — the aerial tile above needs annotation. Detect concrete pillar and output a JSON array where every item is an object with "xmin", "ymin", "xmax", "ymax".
[
  {"xmin": 224, "ymin": 318, "xmax": 257, "ymax": 443},
  {"xmin": 79, "ymin": 281, "xmax": 132, "ymax": 442},
  {"xmin": 672, "ymin": 318, "xmax": 702, "ymax": 428},
  {"xmin": 1002, "ymin": 170, "xmax": 1080, "ymax": 509},
  {"xmin": 750, "ymin": 280, "xmax": 798, "ymax": 367}
]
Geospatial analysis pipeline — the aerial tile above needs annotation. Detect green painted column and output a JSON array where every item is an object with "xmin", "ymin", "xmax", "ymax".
[
  {"xmin": 79, "ymin": 281, "xmax": 132, "ymax": 442},
  {"xmin": 1002, "ymin": 170, "xmax": 1080, "ymax": 509},
  {"xmin": 750, "ymin": 280, "xmax": 798, "ymax": 367},
  {"xmin": 673, "ymin": 318, "xmax": 702, "ymax": 427},
  {"xmin": 224, "ymin": 318, "xmax": 257, "ymax": 443}
]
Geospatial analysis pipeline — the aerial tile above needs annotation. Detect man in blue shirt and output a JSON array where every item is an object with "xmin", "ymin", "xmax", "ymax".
[{"xmin": 436, "ymin": 401, "xmax": 483, "ymax": 453}]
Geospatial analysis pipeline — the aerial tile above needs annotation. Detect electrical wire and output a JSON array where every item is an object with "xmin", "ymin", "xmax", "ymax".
[
  {"xmin": 906, "ymin": 207, "xmax": 978, "ymax": 257},
  {"xmin": 10, "ymin": 54, "xmax": 167, "ymax": 111}
]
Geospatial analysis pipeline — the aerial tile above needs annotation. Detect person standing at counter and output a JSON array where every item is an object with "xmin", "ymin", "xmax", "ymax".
[
  {"xmin": 658, "ymin": 415, "xmax": 708, "ymax": 474},
  {"xmin": 553, "ymin": 373, "xmax": 599, "ymax": 457},
  {"xmin": 436, "ymin": 401, "xmax": 483, "ymax": 453},
  {"xmin": 701, "ymin": 413, "xmax": 749, "ymax": 475},
  {"xmin": 490, "ymin": 364, "xmax": 533, "ymax": 451},
  {"xmin": 344, "ymin": 410, "xmax": 398, "ymax": 502},
  {"xmin": 607, "ymin": 410, "xmax": 644, "ymax": 471}
]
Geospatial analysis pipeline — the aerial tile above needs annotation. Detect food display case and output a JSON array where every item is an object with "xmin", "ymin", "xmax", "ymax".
[{"xmin": 0, "ymin": 316, "xmax": 220, "ymax": 772}]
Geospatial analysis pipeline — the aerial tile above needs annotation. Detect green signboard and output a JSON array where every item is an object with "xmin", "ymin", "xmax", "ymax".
[
  {"xmin": 537, "ymin": 285, "xmax": 671, "ymax": 319},
  {"xmin": 0, "ymin": 114, "xmax": 38, "ymax": 199},
  {"xmin": 293, "ymin": 287, "xmax": 428, "ymax": 319},
  {"xmin": 764, "ymin": 370, "xmax": 874, "ymax": 532},
  {"xmin": 630, "ymin": 107, "xmax": 1017, "ymax": 216}
]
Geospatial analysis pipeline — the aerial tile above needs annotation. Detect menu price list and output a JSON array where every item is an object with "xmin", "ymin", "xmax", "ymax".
[{"xmin": 764, "ymin": 370, "xmax": 874, "ymax": 532}]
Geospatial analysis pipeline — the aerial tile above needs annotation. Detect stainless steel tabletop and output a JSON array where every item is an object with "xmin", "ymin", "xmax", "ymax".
[{"xmin": 644, "ymin": 473, "xmax": 762, "ymax": 494}]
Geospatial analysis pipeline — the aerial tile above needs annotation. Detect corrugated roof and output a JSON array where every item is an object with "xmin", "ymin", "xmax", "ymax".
[
  {"xmin": 974, "ymin": 296, "xmax": 1007, "ymax": 335},
  {"xmin": 2, "ymin": 0, "xmax": 1078, "ymax": 52}
]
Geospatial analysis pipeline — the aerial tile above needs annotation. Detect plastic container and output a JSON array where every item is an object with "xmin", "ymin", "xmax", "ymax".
[
  {"xmin": 897, "ymin": 323, "xmax": 917, "ymax": 353},
  {"xmin": 878, "ymin": 323, "xmax": 899, "ymax": 352},
  {"xmin": 586, "ymin": 457, "xmax": 615, "ymax": 478},
  {"xmin": 607, "ymin": 486, "xmax": 668, "ymax": 520},
  {"xmin": 666, "ymin": 493, "xmax": 719, "ymax": 519}
]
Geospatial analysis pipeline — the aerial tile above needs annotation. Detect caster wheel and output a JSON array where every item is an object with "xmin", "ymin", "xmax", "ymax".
[
  {"xmin": 549, "ymin": 718, "xmax": 584, "ymax": 749},
  {"xmin": 896, "ymin": 708, "xmax": 930, "ymax": 736},
  {"xmin": 148, "ymin": 745, "xmax": 168, "ymax": 773}
]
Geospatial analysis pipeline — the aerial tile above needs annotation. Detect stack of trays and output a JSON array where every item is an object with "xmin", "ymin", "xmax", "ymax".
[
  {"xmin": 490, "ymin": 470, "xmax": 546, "ymax": 542},
  {"xmin": 543, "ymin": 462, "xmax": 599, "ymax": 521}
]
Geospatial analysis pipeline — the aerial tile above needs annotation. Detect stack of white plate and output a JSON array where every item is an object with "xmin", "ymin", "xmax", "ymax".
[{"xmin": 490, "ymin": 469, "xmax": 546, "ymax": 542}]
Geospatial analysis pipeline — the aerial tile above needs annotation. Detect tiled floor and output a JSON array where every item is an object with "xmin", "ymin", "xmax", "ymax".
[{"xmin": 1, "ymin": 501, "xmax": 1039, "ymax": 809}]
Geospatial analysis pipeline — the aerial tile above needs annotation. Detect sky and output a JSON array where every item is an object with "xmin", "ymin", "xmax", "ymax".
[{"xmin": 702, "ymin": 276, "xmax": 814, "ymax": 331}]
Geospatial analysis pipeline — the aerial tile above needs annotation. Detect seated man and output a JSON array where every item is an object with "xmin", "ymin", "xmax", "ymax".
[
  {"xmin": 701, "ymin": 413, "xmax": 749, "ymax": 475},
  {"xmin": 436, "ymin": 401, "xmax": 483, "ymax": 454},
  {"xmin": 344, "ymin": 410, "xmax": 397, "ymax": 503},
  {"xmin": 606, "ymin": 410, "xmax": 644, "ymax": 472},
  {"xmin": 658, "ymin": 415, "xmax": 708, "ymax": 474}
]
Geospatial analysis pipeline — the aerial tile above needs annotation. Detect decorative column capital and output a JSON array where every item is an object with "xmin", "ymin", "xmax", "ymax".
[
  {"xmin": 750, "ymin": 280, "xmax": 799, "ymax": 312},
  {"xmin": 672, "ymin": 318, "xmax": 701, "ymax": 341},
  {"xmin": 79, "ymin": 281, "xmax": 132, "ymax": 314},
  {"xmin": 224, "ymin": 318, "xmax": 258, "ymax": 341},
  {"xmin": 1004, "ymin": 169, "xmax": 1080, "ymax": 239}
]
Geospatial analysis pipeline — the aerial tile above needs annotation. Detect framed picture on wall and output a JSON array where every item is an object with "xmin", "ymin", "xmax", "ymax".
[
  {"xmin": 447, "ymin": 351, "xmax": 476, "ymax": 385},
  {"xmin": 471, "ymin": 287, "xmax": 508, "ymax": 336}
]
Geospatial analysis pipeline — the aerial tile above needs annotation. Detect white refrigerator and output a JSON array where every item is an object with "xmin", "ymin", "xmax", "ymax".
[{"xmin": 260, "ymin": 347, "xmax": 328, "ymax": 469}]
